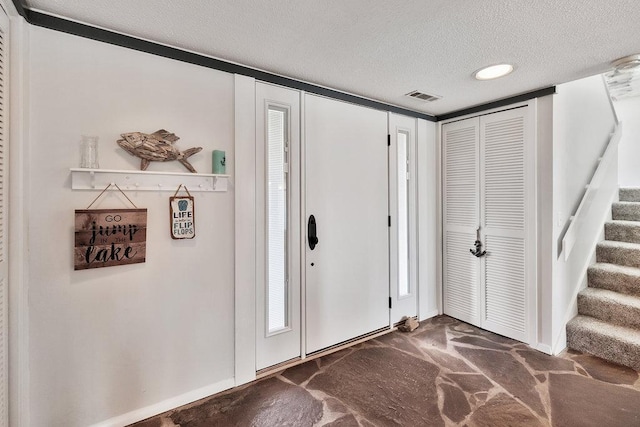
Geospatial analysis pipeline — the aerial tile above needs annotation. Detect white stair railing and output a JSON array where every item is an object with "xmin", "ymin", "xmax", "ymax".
[{"xmin": 561, "ymin": 123, "xmax": 622, "ymax": 260}]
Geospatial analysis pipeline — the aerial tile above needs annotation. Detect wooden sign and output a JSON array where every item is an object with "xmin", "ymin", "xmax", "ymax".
[
  {"xmin": 170, "ymin": 196, "xmax": 195, "ymax": 239},
  {"xmin": 74, "ymin": 209, "xmax": 147, "ymax": 270}
]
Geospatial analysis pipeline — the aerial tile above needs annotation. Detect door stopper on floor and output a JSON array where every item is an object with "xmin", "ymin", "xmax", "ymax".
[{"xmin": 398, "ymin": 316, "xmax": 419, "ymax": 332}]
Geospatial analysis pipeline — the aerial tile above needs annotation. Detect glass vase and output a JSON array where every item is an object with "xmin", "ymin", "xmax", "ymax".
[{"xmin": 80, "ymin": 135, "xmax": 99, "ymax": 169}]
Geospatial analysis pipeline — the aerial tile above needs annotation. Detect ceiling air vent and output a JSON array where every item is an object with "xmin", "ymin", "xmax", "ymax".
[{"xmin": 405, "ymin": 90, "xmax": 441, "ymax": 102}]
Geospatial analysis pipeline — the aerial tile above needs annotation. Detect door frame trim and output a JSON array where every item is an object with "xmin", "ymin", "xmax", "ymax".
[
  {"xmin": 255, "ymin": 82, "xmax": 303, "ymax": 370},
  {"xmin": 8, "ymin": 10, "xmax": 31, "ymax": 426},
  {"xmin": 235, "ymin": 79, "xmax": 442, "ymax": 385},
  {"xmin": 234, "ymin": 74, "xmax": 258, "ymax": 386},
  {"xmin": 388, "ymin": 113, "xmax": 419, "ymax": 323},
  {"xmin": 438, "ymin": 99, "xmax": 539, "ymax": 347},
  {"xmin": 299, "ymin": 92, "xmax": 307, "ymax": 362}
]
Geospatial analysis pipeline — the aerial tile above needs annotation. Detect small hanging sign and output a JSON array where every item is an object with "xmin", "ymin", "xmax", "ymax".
[
  {"xmin": 74, "ymin": 183, "xmax": 147, "ymax": 270},
  {"xmin": 170, "ymin": 185, "xmax": 195, "ymax": 239}
]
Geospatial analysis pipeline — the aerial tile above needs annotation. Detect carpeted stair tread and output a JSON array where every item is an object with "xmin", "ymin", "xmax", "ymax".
[
  {"xmin": 596, "ymin": 240, "xmax": 640, "ymax": 268},
  {"xmin": 567, "ymin": 315, "xmax": 640, "ymax": 371},
  {"xmin": 605, "ymin": 220, "xmax": 640, "ymax": 244},
  {"xmin": 566, "ymin": 190, "xmax": 640, "ymax": 371},
  {"xmin": 577, "ymin": 288, "xmax": 640, "ymax": 329},
  {"xmin": 619, "ymin": 188, "xmax": 640, "ymax": 202},
  {"xmin": 588, "ymin": 263, "xmax": 640, "ymax": 297},
  {"xmin": 612, "ymin": 201, "xmax": 640, "ymax": 221}
]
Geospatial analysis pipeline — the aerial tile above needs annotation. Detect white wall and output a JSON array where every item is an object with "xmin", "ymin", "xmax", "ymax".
[
  {"xmin": 536, "ymin": 95, "xmax": 554, "ymax": 352},
  {"xmin": 26, "ymin": 27, "xmax": 235, "ymax": 426},
  {"xmin": 553, "ymin": 75, "xmax": 616, "ymax": 236},
  {"xmin": 550, "ymin": 75, "xmax": 618, "ymax": 353},
  {"xmin": 616, "ymin": 96, "xmax": 640, "ymax": 186},
  {"xmin": 18, "ymin": 23, "xmax": 442, "ymax": 426},
  {"xmin": 417, "ymin": 119, "xmax": 439, "ymax": 319},
  {"xmin": 22, "ymin": 21, "xmax": 615, "ymax": 422}
]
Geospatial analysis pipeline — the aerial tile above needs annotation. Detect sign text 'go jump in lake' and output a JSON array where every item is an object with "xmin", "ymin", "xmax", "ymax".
[{"xmin": 74, "ymin": 209, "xmax": 147, "ymax": 270}]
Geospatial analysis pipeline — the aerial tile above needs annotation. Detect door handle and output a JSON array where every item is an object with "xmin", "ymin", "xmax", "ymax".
[
  {"xmin": 308, "ymin": 215, "xmax": 318, "ymax": 250},
  {"xmin": 469, "ymin": 240, "xmax": 487, "ymax": 257},
  {"xmin": 469, "ymin": 227, "xmax": 486, "ymax": 257}
]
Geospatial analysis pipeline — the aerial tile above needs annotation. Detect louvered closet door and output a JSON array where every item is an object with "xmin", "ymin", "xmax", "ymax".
[
  {"xmin": 480, "ymin": 107, "xmax": 531, "ymax": 342},
  {"xmin": 442, "ymin": 118, "xmax": 481, "ymax": 326},
  {"xmin": 443, "ymin": 107, "xmax": 532, "ymax": 344},
  {"xmin": 0, "ymin": 8, "xmax": 8, "ymax": 426}
]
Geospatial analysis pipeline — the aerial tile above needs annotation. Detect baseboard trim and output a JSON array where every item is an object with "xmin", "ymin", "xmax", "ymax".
[
  {"xmin": 552, "ymin": 328, "xmax": 568, "ymax": 356},
  {"xmin": 89, "ymin": 377, "xmax": 235, "ymax": 427},
  {"xmin": 535, "ymin": 343, "xmax": 553, "ymax": 355},
  {"xmin": 419, "ymin": 309, "xmax": 440, "ymax": 322}
]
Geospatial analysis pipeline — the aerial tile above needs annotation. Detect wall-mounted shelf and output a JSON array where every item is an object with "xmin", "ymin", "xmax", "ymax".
[{"xmin": 70, "ymin": 168, "xmax": 230, "ymax": 192}]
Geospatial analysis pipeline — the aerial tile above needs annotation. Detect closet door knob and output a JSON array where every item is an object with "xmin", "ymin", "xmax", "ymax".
[{"xmin": 469, "ymin": 240, "xmax": 486, "ymax": 257}]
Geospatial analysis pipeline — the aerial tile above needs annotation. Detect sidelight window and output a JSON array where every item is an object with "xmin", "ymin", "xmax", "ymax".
[
  {"xmin": 397, "ymin": 131, "xmax": 410, "ymax": 297},
  {"xmin": 267, "ymin": 106, "xmax": 289, "ymax": 332}
]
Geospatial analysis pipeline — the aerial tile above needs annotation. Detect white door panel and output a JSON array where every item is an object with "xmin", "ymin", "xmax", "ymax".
[
  {"xmin": 484, "ymin": 235, "xmax": 526, "ymax": 338},
  {"xmin": 389, "ymin": 113, "xmax": 418, "ymax": 323},
  {"xmin": 444, "ymin": 230, "xmax": 480, "ymax": 324},
  {"xmin": 480, "ymin": 108, "xmax": 531, "ymax": 342},
  {"xmin": 305, "ymin": 95, "xmax": 389, "ymax": 354},
  {"xmin": 442, "ymin": 117, "xmax": 480, "ymax": 326},
  {"xmin": 255, "ymin": 83, "xmax": 301, "ymax": 370}
]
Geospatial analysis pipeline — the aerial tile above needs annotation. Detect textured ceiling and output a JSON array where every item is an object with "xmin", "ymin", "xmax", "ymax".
[{"xmin": 24, "ymin": 0, "xmax": 640, "ymax": 115}]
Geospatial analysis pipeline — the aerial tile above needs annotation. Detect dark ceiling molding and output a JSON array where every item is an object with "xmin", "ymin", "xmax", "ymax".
[
  {"xmin": 17, "ymin": 6, "xmax": 439, "ymax": 122},
  {"xmin": 437, "ymin": 87, "xmax": 557, "ymax": 121},
  {"xmin": 10, "ymin": 0, "xmax": 27, "ymax": 19},
  {"xmin": 12, "ymin": 2, "xmax": 557, "ymax": 123}
]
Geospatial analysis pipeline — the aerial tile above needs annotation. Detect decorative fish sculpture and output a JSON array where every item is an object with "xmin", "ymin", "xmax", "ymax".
[{"xmin": 117, "ymin": 129, "xmax": 202, "ymax": 173}]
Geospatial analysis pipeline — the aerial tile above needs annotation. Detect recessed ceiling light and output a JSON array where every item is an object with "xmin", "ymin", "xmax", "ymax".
[
  {"xmin": 474, "ymin": 64, "xmax": 514, "ymax": 80},
  {"xmin": 611, "ymin": 54, "xmax": 640, "ymax": 73}
]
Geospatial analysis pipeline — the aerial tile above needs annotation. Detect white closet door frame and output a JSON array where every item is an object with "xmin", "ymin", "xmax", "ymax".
[
  {"xmin": 389, "ymin": 113, "xmax": 418, "ymax": 323},
  {"xmin": 440, "ymin": 100, "xmax": 537, "ymax": 346}
]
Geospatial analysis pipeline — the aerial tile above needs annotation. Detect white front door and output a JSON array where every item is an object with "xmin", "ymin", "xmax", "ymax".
[
  {"xmin": 389, "ymin": 113, "xmax": 418, "ymax": 323},
  {"xmin": 304, "ymin": 94, "xmax": 390, "ymax": 354},
  {"xmin": 255, "ymin": 83, "xmax": 301, "ymax": 370}
]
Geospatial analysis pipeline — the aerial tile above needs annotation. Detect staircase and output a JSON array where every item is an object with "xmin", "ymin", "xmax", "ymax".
[{"xmin": 567, "ymin": 188, "xmax": 640, "ymax": 371}]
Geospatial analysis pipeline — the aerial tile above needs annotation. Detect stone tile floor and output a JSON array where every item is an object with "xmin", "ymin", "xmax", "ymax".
[{"xmin": 132, "ymin": 316, "xmax": 640, "ymax": 426}]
